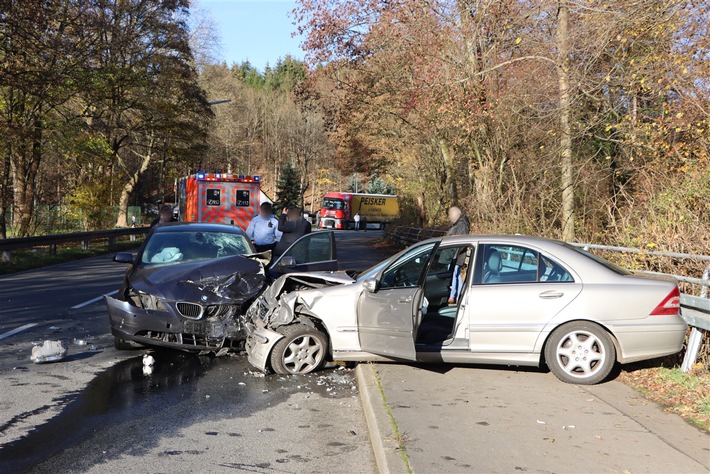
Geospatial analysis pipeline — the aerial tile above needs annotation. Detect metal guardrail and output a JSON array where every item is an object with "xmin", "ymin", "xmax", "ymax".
[
  {"xmin": 0, "ymin": 227, "xmax": 150, "ymax": 262},
  {"xmin": 390, "ymin": 226, "xmax": 709, "ymax": 372}
]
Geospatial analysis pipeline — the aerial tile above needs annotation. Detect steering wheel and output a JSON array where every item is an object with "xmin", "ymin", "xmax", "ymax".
[{"xmin": 393, "ymin": 268, "xmax": 413, "ymax": 287}]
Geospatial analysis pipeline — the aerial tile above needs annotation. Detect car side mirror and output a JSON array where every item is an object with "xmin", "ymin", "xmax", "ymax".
[
  {"xmin": 113, "ymin": 252, "xmax": 134, "ymax": 264},
  {"xmin": 279, "ymin": 256, "xmax": 297, "ymax": 268},
  {"xmin": 363, "ymin": 278, "xmax": 378, "ymax": 293}
]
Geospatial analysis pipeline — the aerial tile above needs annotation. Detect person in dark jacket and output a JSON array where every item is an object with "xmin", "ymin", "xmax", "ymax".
[
  {"xmin": 446, "ymin": 206, "xmax": 470, "ymax": 236},
  {"xmin": 273, "ymin": 206, "xmax": 311, "ymax": 258},
  {"xmin": 446, "ymin": 206, "xmax": 470, "ymax": 303}
]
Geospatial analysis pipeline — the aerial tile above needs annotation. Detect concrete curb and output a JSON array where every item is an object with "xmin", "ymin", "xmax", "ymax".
[{"xmin": 356, "ymin": 363, "xmax": 408, "ymax": 474}]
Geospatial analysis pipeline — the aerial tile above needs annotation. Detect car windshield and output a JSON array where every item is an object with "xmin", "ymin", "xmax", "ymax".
[
  {"xmin": 564, "ymin": 244, "xmax": 631, "ymax": 275},
  {"xmin": 322, "ymin": 198, "xmax": 344, "ymax": 210},
  {"xmin": 141, "ymin": 230, "xmax": 252, "ymax": 265}
]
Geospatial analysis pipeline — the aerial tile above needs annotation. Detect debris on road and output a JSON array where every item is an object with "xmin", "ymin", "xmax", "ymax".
[
  {"xmin": 536, "ymin": 420, "xmax": 546, "ymax": 425},
  {"xmin": 30, "ymin": 340, "xmax": 68, "ymax": 363}
]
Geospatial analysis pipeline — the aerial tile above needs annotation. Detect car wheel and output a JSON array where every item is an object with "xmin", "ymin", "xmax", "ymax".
[
  {"xmin": 544, "ymin": 321, "xmax": 616, "ymax": 385},
  {"xmin": 114, "ymin": 336, "xmax": 133, "ymax": 350},
  {"xmin": 270, "ymin": 324, "xmax": 328, "ymax": 375}
]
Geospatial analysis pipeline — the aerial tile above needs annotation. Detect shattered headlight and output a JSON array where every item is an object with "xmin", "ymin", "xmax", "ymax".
[{"xmin": 126, "ymin": 289, "xmax": 168, "ymax": 311}]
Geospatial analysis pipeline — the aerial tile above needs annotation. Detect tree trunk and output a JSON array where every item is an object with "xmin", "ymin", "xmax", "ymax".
[
  {"xmin": 12, "ymin": 118, "xmax": 43, "ymax": 237},
  {"xmin": 557, "ymin": 1, "xmax": 575, "ymax": 241},
  {"xmin": 0, "ymin": 148, "xmax": 11, "ymax": 239},
  {"xmin": 115, "ymin": 133, "xmax": 156, "ymax": 228}
]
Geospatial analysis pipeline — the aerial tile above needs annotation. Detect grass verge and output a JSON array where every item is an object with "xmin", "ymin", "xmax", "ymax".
[
  {"xmin": 0, "ymin": 238, "xmax": 144, "ymax": 275},
  {"xmin": 371, "ymin": 363, "xmax": 413, "ymax": 474},
  {"xmin": 620, "ymin": 364, "xmax": 710, "ymax": 432}
]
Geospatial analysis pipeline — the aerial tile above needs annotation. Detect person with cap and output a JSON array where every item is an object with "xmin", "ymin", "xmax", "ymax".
[
  {"xmin": 246, "ymin": 202, "xmax": 282, "ymax": 253},
  {"xmin": 273, "ymin": 206, "xmax": 311, "ymax": 258},
  {"xmin": 150, "ymin": 204, "xmax": 177, "ymax": 227}
]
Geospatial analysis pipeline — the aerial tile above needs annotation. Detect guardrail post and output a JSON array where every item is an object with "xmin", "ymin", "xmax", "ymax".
[
  {"xmin": 681, "ymin": 328, "xmax": 704, "ymax": 373},
  {"xmin": 49, "ymin": 243, "xmax": 57, "ymax": 255},
  {"xmin": 0, "ymin": 250, "xmax": 11, "ymax": 263},
  {"xmin": 81, "ymin": 239, "xmax": 90, "ymax": 250}
]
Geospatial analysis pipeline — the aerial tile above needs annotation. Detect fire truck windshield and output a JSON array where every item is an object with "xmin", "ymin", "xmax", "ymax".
[{"xmin": 322, "ymin": 198, "xmax": 345, "ymax": 210}]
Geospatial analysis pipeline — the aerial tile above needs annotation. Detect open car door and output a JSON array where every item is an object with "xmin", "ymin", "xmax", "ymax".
[
  {"xmin": 357, "ymin": 242, "xmax": 437, "ymax": 360},
  {"xmin": 269, "ymin": 231, "xmax": 337, "ymax": 278}
]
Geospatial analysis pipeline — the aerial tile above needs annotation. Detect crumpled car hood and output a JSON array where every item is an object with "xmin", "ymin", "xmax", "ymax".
[
  {"xmin": 246, "ymin": 271, "xmax": 355, "ymax": 329},
  {"xmin": 129, "ymin": 255, "xmax": 266, "ymax": 305}
]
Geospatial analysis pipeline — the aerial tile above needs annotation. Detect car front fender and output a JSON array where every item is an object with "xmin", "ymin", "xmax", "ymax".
[{"xmin": 246, "ymin": 327, "xmax": 285, "ymax": 372}]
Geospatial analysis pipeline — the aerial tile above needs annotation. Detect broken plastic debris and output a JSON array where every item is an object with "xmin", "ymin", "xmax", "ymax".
[
  {"xmin": 73, "ymin": 338, "xmax": 88, "ymax": 346},
  {"xmin": 536, "ymin": 420, "xmax": 546, "ymax": 425},
  {"xmin": 30, "ymin": 340, "xmax": 67, "ymax": 363},
  {"xmin": 563, "ymin": 425, "xmax": 576, "ymax": 430},
  {"xmin": 238, "ymin": 382, "xmax": 246, "ymax": 386},
  {"xmin": 143, "ymin": 354, "xmax": 155, "ymax": 366},
  {"xmin": 49, "ymin": 326, "xmax": 60, "ymax": 330}
]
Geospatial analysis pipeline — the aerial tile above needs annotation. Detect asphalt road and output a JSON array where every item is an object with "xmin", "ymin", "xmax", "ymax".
[{"xmin": 0, "ymin": 230, "xmax": 389, "ymax": 473}]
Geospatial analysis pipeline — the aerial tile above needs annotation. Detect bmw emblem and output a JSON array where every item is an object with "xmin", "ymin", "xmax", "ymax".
[{"xmin": 200, "ymin": 295, "xmax": 208, "ymax": 302}]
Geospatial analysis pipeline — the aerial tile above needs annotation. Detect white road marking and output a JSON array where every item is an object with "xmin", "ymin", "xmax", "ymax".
[
  {"xmin": 0, "ymin": 323, "xmax": 38, "ymax": 341},
  {"xmin": 71, "ymin": 290, "xmax": 118, "ymax": 309}
]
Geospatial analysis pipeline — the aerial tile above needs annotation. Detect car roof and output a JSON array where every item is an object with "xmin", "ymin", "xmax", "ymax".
[
  {"xmin": 431, "ymin": 234, "xmax": 565, "ymax": 246},
  {"xmin": 152, "ymin": 222, "xmax": 248, "ymax": 236}
]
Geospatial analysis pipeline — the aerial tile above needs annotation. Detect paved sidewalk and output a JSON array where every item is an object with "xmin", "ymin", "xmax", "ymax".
[{"xmin": 358, "ymin": 363, "xmax": 710, "ymax": 473}]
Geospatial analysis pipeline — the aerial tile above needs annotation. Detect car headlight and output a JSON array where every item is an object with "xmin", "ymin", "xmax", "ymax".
[{"xmin": 126, "ymin": 289, "xmax": 168, "ymax": 311}]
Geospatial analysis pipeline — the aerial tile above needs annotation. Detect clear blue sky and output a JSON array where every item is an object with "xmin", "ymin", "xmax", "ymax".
[{"xmin": 199, "ymin": 0, "xmax": 304, "ymax": 71}]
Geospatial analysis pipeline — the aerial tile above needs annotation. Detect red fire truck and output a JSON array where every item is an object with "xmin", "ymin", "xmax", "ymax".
[{"xmin": 176, "ymin": 173, "xmax": 261, "ymax": 231}]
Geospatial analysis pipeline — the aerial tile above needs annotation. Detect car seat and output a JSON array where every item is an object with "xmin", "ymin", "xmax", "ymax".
[{"xmin": 483, "ymin": 249, "xmax": 502, "ymax": 283}]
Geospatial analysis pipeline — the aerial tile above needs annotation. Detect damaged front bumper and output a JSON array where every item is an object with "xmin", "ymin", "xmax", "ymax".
[
  {"xmin": 105, "ymin": 295, "xmax": 247, "ymax": 352},
  {"xmin": 245, "ymin": 326, "xmax": 284, "ymax": 371}
]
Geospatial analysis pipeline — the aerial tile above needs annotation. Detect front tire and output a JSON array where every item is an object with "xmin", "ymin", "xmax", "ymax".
[
  {"xmin": 270, "ymin": 324, "xmax": 328, "ymax": 375},
  {"xmin": 544, "ymin": 321, "xmax": 616, "ymax": 385}
]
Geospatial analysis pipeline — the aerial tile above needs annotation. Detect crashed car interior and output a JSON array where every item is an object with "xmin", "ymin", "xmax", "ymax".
[{"xmin": 142, "ymin": 231, "xmax": 251, "ymax": 264}]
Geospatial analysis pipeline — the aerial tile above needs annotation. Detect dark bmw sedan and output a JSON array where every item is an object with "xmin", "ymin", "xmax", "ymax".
[{"xmin": 106, "ymin": 222, "xmax": 336, "ymax": 353}]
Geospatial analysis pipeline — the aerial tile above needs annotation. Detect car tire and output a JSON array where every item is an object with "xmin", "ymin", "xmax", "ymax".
[
  {"xmin": 544, "ymin": 321, "xmax": 616, "ymax": 385},
  {"xmin": 269, "ymin": 324, "xmax": 328, "ymax": 375},
  {"xmin": 114, "ymin": 336, "xmax": 133, "ymax": 350}
]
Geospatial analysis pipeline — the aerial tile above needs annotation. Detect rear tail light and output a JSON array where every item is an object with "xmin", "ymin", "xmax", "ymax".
[{"xmin": 650, "ymin": 286, "xmax": 681, "ymax": 316}]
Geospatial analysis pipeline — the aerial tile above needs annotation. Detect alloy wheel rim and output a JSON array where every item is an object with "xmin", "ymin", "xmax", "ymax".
[
  {"xmin": 555, "ymin": 330, "xmax": 606, "ymax": 378},
  {"xmin": 282, "ymin": 335, "xmax": 323, "ymax": 374}
]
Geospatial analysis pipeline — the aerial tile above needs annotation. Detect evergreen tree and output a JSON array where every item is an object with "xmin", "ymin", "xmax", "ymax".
[
  {"xmin": 366, "ymin": 176, "xmax": 395, "ymax": 195},
  {"xmin": 275, "ymin": 162, "xmax": 302, "ymax": 212}
]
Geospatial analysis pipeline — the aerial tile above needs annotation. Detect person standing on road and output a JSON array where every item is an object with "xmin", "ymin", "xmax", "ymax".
[
  {"xmin": 353, "ymin": 212, "xmax": 361, "ymax": 231},
  {"xmin": 246, "ymin": 202, "xmax": 282, "ymax": 253},
  {"xmin": 273, "ymin": 206, "xmax": 311, "ymax": 259},
  {"xmin": 446, "ymin": 206, "xmax": 470, "ymax": 304},
  {"xmin": 150, "ymin": 205, "xmax": 177, "ymax": 227}
]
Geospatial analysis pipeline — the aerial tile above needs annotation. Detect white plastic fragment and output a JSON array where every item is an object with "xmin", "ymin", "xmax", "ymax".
[
  {"xmin": 143, "ymin": 354, "xmax": 155, "ymax": 366},
  {"xmin": 536, "ymin": 420, "xmax": 546, "ymax": 425},
  {"xmin": 30, "ymin": 340, "xmax": 67, "ymax": 363}
]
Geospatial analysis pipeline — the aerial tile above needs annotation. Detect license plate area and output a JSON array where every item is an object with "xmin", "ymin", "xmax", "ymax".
[{"xmin": 184, "ymin": 321, "xmax": 205, "ymax": 334}]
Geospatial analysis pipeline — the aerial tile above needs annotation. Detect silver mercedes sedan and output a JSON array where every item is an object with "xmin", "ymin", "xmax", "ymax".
[{"xmin": 244, "ymin": 235, "xmax": 687, "ymax": 384}]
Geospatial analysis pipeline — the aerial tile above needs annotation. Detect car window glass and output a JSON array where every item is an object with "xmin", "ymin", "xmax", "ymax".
[
  {"xmin": 380, "ymin": 243, "xmax": 436, "ymax": 289},
  {"xmin": 479, "ymin": 244, "xmax": 538, "ymax": 284},
  {"xmin": 142, "ymin": 231, "xmax": 250, "ymax": 264},
  {"xmin": 282, "ymin": 232, "xmax": 333, "ymax": 264},
  {"xmin": 538, "ymin": 254, "xmax": 574, "ymax": 282},
  {"xmin": 477, "ymin": 244, "xmax": 575, "ymax": 284}
]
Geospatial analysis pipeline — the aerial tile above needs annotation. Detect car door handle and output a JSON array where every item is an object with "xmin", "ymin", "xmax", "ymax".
[
  {"xmin": 539, "ymin": 291, "xmax": 564, "ymax": 299},
  {"xmin": 398, "ymin": 297, "xmax": 413, "ymax": 304}
]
